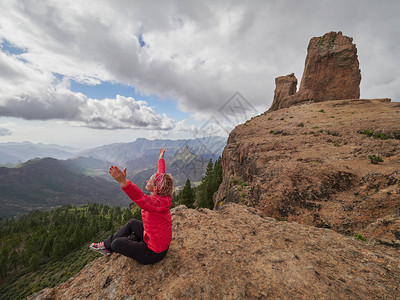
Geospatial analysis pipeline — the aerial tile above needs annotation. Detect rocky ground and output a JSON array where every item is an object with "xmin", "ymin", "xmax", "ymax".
[
  {"xmin": 29, "ymin": 204, "xmax": 400, "ymax": 299},
  {"xmin": 215, "ymin": 98, "xmax": 400, "ymax": 248}
]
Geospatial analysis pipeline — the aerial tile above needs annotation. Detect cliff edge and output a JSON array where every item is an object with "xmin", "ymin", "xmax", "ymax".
[{"xmin": 215, "ymin": 99, "xmax": 400, "ymax": 247}]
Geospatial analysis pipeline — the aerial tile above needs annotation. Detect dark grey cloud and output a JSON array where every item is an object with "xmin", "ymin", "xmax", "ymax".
[
  {"xmin": 0, "ymin": 0, "xmax": 398, "ymax": 131},
  {"xmin": 0, "ymin": 93, "xmax": 81, "ymax": 120}
]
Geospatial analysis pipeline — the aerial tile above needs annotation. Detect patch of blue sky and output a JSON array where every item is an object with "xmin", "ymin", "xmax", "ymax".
[
  {"xmin": 69, "ymin": 79, "xmax": 189, "ymax": 121},
  {"xmin": 53, "ymin": 73, "xmax": 64, "ymax": 81},
  {"xmin": 0, "ymin": 39, "xmax": 26, "ymax": 55},
  {"xmin": 138, "ymin": 33, "xmax": 145, "ymax": 47}
]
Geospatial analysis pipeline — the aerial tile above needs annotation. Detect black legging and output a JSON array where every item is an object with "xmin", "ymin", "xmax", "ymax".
[{"xmin": 103, "ymin": 218, "xmax": 168, "ymax": 265}]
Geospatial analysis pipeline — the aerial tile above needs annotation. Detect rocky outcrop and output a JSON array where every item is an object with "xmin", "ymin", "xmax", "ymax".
[
  {"xmin": 270, "ymin": 73, "xmax": 298, "ymax": 111},
  {"xmin": 215, "ymin": 99, "xmax": 400, "ymax": 245},
  {"xmin": 269, "ymin": 32, "xmax": 361, "ymax": 111},
  {"xmin": 29, "ymin": 204, "xmax": 400, "ymax": 299}
]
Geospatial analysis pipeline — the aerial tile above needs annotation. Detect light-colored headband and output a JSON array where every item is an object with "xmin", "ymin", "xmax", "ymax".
[{"xmin": 155, "ymin": 173, "xmax": 165, "ymax": 192}]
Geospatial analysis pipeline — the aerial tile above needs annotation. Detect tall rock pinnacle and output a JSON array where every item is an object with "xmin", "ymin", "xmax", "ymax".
[{"xmin": 269, "ymin": 31, "xmax": 361, "ymax": 111}]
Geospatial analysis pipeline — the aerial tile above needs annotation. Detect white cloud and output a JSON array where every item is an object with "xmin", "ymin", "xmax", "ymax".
[
  {"xmin": 0, "ymin": 0, "xmax": 399, "ymax": 140},
  {"xmin": 0, "ymin": 50, "xmax": 177, "ymax": 129},
  {"xmin": 0, "ymin": 127, "xmax": 12, "ymax": 136},
  {"xmin": 76, "ymin": 95, "xmax": 176, "ymax": 130},
  {"xmin": 0, "ymin": 84, "xmax": 177, "ymax": 130}
]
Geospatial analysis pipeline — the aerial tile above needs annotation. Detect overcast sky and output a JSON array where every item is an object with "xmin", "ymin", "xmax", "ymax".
[{"xmin": 0, "ymin": 0, "xmax": 399, "ymax": 149}]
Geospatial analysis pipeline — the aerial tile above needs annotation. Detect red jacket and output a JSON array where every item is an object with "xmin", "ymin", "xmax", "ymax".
[{"xmin": 121, "ymin": 159, "xmax": 172, "ymax": 253}]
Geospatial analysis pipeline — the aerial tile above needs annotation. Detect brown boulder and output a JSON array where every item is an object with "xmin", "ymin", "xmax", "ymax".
[{"xmin": 269, "ymin": 31, "xmax": 361, "ymax": 111}]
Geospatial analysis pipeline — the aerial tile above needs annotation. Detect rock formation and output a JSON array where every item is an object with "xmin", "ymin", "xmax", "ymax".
[
  {"xmin": 29, "ymin": 204, "xmax": 400, "ymax": 299},
  {"xmin": 214, "ymin": 98, "xmax": 400, "ymax": 248},
  {"xmin": 269, "ymin": 32, "xmax": 361, "ymax": 111},
  {"xmin": 271, "ymin": 73, "xmax": 298, "ymax": 111}
]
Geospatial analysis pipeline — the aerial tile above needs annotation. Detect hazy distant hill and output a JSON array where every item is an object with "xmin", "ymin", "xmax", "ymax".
[
  {"xmin": 0, "ymin": 137, "xmax": 226, "ymax": 217},
  {"xmin": 0, "ymin": 142, "xmax": 77, "ymax": 166},
  {"xmin": 129, "ymin": 145, "xmax": 219, "ymax": 189},
  {"xmin": 0, "ymin": 150, "xmax": 20, "ymax": 166},
  {"xmin": 0, "ymin": 157, "xmax": 126, "ymax": 218},
  {"xmin": 79, "ymin": 137, "xmax": 226, "ymax": 166},
  {"xmin": 61, "ymin": 156, "xmax": 114, "ymax": 180},
  {"xmin": 0, "ymin": 137, "xmax": 225, "ymax": 168},
  {"xmin": 78, "ymin": 137, "xmax": 226, "ymax": 188}
]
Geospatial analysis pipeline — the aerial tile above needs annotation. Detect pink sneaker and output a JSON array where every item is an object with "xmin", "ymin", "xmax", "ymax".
[
  {"xmin": 90, "ymin": 242, "xmax": 105, "ymax": 249},
  {"xmin": 89, "ymin": 242, "xmax": 110, "ymax": 256}
]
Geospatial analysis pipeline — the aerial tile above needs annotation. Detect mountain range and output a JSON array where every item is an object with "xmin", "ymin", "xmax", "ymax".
[
  {"xmin": 0, "ymin": 137, "xmax": 226, "ymax": 218},
  {"xmin": 0, "ymin": 142, "xmax": 78, "ymax": 166},
  {"xmin": 79, "ymin": 136, "xmax": 225, "ymax": 166},
  {"xmin": 79, "ymin": 136, "xmax": 226, "ymax": 186},
  {"xmin": 0, "ymin": 157, "xmax": 125, "ymax": 218},
  {"xmin": 0, "ymin": 137, "xmax": 225, "ymax": 167}
]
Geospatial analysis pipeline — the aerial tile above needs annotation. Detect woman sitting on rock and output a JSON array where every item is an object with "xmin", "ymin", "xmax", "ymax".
[{"xmin": 90, "ymin": 148, "xmax": 173, "ymax": 265}]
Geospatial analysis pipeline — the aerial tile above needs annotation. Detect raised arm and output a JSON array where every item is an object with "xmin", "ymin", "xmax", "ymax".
[
  {"xmin": 159, "ymin": 148, "xmax": 165, "ymax": 159},
  {"xmin": 157, "ymin": 148, "xmax": 166, "ymax": 173}
]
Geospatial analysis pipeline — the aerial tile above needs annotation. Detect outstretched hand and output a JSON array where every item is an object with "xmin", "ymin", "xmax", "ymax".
[
  {"xmin": 159, "ymin": 148, "xmax": 166, "ymax": 159},
  {"xmin": 109, "ymin": 166, "xmax": 128, "ymax": 187}
]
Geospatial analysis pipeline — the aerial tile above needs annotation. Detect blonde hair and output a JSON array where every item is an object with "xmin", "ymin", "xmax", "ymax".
[{"xmin": 157, "ymin": 173, "xmax": 174, "ymax": 197}]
